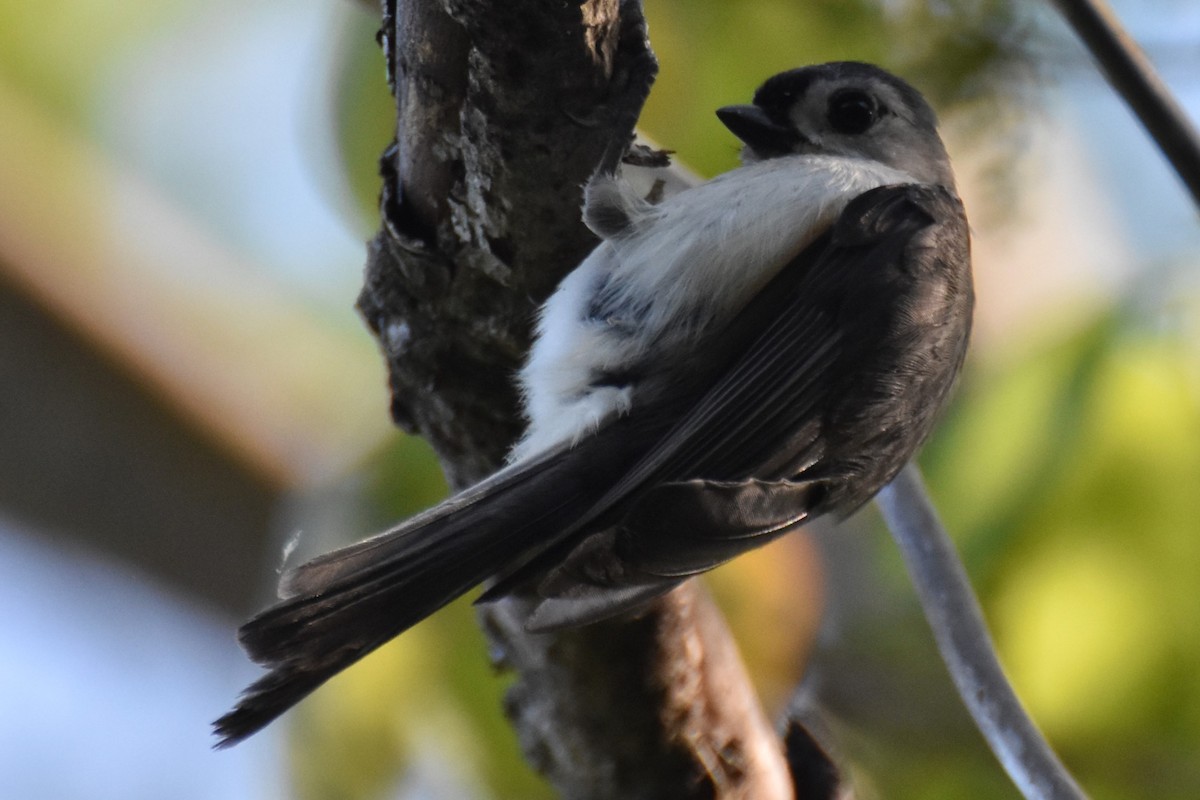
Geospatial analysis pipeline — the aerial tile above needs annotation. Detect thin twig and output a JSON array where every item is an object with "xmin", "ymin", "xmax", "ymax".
[
  {"xmin": 1051, "ymin": 0, "xmax": 1200, "ymax": 207},
  {"xmin": 876, "ymin": 465, "xmax": 1088, "ymax": 799},
  {"xmin": 871, "ymin": 5, "xmax": 1200, "ymax": 795}
]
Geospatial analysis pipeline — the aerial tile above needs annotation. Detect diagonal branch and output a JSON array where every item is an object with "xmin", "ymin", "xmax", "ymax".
[
  {"xmin": 876, "ymin": 465, "xmax": 1088, "ymax": 800},
  {"xmin": 1049, "ymin": 0, "xmax": 1200, "ymax": 207}
]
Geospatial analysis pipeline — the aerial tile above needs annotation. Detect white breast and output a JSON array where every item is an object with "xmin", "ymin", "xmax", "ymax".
[{"xmin": 509, "ymin": 154, "xmax": 916, "ymax": 462}]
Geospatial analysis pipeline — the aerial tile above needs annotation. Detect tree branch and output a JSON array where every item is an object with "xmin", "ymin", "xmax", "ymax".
[
  {"xmin": 876, "ymin": 465, "xmax": 1088, "ymax": 800},
  {"xmin": 1050, "ymin": 0, "xmax": 1200, "ymax": 207},
  {"xmin": 361, "ymin": 1, "xmax": 794, "ymax": 796}
]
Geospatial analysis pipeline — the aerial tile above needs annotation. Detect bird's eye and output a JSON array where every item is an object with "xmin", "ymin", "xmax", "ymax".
[{"xmin": 827, "ymin": 89, "xmax": 878, "ymax": 134}]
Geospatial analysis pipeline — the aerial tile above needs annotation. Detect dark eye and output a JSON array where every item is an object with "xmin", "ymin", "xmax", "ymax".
[{"xmin": 827, "ymin": 89, "xmax": 878, "ymax": 134}]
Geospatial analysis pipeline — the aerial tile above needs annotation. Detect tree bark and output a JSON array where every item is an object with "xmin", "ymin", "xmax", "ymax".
[
  {"xmin": 361, "ymin": 0, "xmax": 647, "ymax": 488},
  {"xmin": 359, "ymin": 0, "xmax": 796, "ymax": 796}
]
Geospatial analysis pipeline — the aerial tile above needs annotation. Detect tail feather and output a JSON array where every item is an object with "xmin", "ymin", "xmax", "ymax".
[
  {"xmin": 213, "ymin": 656, "xmax": 345, "ymax": 749},
  {"xmin": 213, "ymin": 442, "xmax": 627, "ymax": 747},
  {"xmin": 278, "ymin": 458, "xmax": 541, "ymax": 598},
  {"xmin": 215, "ymin": 523, "xmax": 514, "ymax": 746}
]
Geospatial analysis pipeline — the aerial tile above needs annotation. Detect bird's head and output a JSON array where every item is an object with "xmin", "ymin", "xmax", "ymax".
[{"xmin": 717, "ymin": 61, "xmax": 955, "ymax": 188}]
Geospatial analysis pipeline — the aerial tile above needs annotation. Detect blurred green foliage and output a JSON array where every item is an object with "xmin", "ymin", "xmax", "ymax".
[
  {"xmin": 638, "ymin": 0, "xmax": 1035, "ymax": 178},
  {"xmin": 329, "ymin": 8, "xmax": 396, "ymax": 231},
  {"xmin": 0, "ymin": 0, "xmax": 183, "ymax": 125}
]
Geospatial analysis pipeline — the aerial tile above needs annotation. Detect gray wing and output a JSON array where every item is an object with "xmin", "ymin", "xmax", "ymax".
[{"xmin": 522, "ymin": 182, "xmax": 972, "ymax": 628}]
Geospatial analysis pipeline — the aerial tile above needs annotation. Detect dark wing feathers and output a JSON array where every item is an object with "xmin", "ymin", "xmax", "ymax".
[
  {"xmin": 216, "ymin": 183, "xmax": 969, "ymax": 744},
  {"xmin": 527, "ymin": 183, "xmax": 969, "ymax": 604},
  {"xmin": 619, "ymin": 478, "xmax": 823, "ymax": 577}
]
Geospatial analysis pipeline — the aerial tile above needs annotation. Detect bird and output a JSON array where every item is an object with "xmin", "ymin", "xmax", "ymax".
[{"xmin": 214, "ymin": 60, "xmax": 973, "ymax": 746}]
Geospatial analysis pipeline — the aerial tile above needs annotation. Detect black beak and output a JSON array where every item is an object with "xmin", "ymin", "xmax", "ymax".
[{"xmin": 716, "ymin": 104, "xmax": 801, "ymax": 153}]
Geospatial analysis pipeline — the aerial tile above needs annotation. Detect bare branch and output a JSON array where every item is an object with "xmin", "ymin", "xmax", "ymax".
[
  {"xmin": 1050, "ymin": 0, "xmax": 1200, "ymax": 207},
  {"xmin": 876, "ymin": 465, "xmax": 1088, "ymax": 800}
]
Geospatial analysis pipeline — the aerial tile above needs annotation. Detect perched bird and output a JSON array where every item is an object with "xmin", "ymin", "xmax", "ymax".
[{"xmin": 215, "ymin": 61, "xmax": 973, "ymax": 746}]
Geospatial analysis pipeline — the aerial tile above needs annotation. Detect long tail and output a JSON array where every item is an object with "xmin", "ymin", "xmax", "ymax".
[{"xmin": 213, "ymin": 444, "xmax": 605, "ymax": 746}]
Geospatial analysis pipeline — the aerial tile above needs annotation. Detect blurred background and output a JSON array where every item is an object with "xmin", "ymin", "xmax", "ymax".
[{"xmin": 0, "ymin": 0, "xmax": 1197, "ymax": 798}]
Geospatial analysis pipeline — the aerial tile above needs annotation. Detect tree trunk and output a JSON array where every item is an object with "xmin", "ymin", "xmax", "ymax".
[{"xmin": 358, "ymin": 0, "xmax": 796, "ymax": 796}]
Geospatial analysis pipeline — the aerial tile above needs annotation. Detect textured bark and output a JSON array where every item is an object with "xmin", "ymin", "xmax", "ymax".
[
  {"xmin": 486, "ymin": 583, "xmax": 794, "ymax": 799},
  {"xmin": 361, "ymin": 0, "xmax": 646, "ymax": 488},
  {"xmin": 359, "ymin": 0, "xmax": 800, "ymax": 797}
]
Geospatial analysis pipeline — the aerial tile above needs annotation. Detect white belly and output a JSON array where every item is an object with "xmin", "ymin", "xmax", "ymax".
[{"xmin": 510, "ymin": 154, "xmax": 916, "ymax": 462}]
